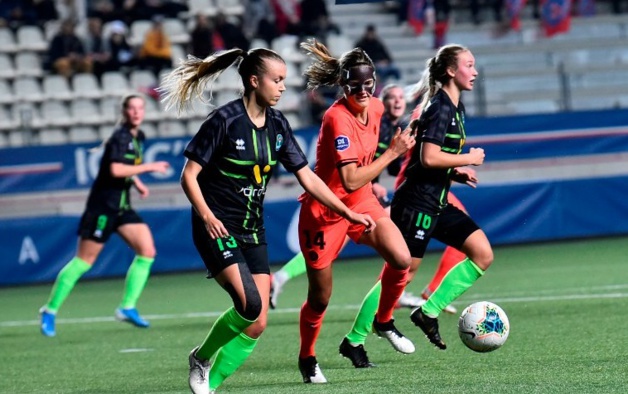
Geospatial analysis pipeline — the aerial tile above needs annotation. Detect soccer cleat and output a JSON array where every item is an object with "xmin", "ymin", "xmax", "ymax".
[
  {"xmin": 339, "ymin": 337, "xmax": 375, "ymax": 368},
  {"xmin": 372, "ymin": 318, "xmax": 415, "ymax": 354},
  {"xmin": 410, "ymin": 307, "xmax": 447, "ymax": 349},
  {"xmin": 269, "ymin": 272, "xmax": 287, "ymax": 309},
  {"xmin": 298, "ymin": 356, "xmax": 327, "ymax": 383},
  {"xmin": 421, "ymin": 291, "xmax": 457, "ymax": 315},
  {"xmin": 115, "ymin": 307, "xmax": 150, "ymax": 328},
  {"xmin": 39, "ymin": 307, "xmax": 56, "ymax": 337},
  {"xmin": 396, "ymin": 291, "xmax": 426, "ymax": 309},
  {"xmin": 188, "ymin": 346, "xmax": 211, "ymax": 394}
]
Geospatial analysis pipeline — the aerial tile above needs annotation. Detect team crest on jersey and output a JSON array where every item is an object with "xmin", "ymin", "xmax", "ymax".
[
  {"xmin": 335, "ymin": 135, "xmax": 350, "ymax": 151},
  {"xmin": 128, "ymin": 141, "xmax": 134, "ymax": 150},
  {"xmin": 276, "ymin": 134, "xmax": 283, "ymax": 151}
]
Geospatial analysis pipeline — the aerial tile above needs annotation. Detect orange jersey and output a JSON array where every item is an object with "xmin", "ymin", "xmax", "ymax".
[{"xmin": 303, "ymin": 97, "xmax": 385, "ymax": 206}]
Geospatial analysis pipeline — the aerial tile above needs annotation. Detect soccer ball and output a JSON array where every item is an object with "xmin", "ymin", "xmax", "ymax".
[{"xmin": 458, "ymin": 301, "xmax": 509, "ymax": 353}]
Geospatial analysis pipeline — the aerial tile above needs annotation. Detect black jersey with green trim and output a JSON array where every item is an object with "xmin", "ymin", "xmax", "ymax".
[
  {"xmin": 86, "ymin": 126, "xmax": 145, "ymax": 213},
  {"xmin": 184, "ymin": 99, "xmax": 308, "ymax": 244},
  {"xmin": 375, "ymin": 112, "xmax": 409, "ymax": 179},
  {"xmin": 395, "ymin": 90, "xmax": 466, "ymax": 213}
]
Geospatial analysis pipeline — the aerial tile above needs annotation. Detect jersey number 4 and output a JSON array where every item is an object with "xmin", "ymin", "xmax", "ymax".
[{"xmin": 302, "ymin": 230, "xmax": 326, "ymax": 250}]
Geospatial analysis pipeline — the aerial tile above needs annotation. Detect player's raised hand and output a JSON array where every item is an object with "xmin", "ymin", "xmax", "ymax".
[{"xmin": 389, "ymin": 126, "xmax": 417, "ymax": 157}]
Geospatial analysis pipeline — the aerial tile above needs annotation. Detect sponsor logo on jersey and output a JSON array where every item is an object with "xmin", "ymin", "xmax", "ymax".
[
  {"xmin": 238, "ymin": 186, "xmax": 266, "ymax": 197},
  {"xmin": 335, "ymin": 135, "xmax": 350, "ymax": 151},
  {"xmin": 236, "ymin": 139, "xmax": 246, "ymax": 150},
  {"xmin": 415, "ymin": 229, "xmax": 425, "ymax": 240},
  {"xmin": 276, "ymin": 134, "xmax": 283, "ymax": 151}
]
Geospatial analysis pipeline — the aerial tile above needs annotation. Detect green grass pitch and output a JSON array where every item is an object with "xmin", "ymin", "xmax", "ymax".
[{"xmin": 1, "ymin": 237, "xmax": 627, "ymax": 393}]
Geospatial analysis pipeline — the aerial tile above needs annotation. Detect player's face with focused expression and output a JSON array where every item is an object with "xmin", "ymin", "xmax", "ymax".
[
  {"xmin": 383, "ymin": 86, "xmax": 406, "ymax": 121},
  {"xmin": 451, "ymin": 50, "xmax": 478, "ymax": 92},
  {"xmin": 254, "ymin": 58, "xmax": 287, "ymax": 107},
  {"xmin": 343, "ymin": 65, "xmax": 376, "ymax": 110},
  {"xmin": 123, "ymin": 97, "xmax": 145, "ymax": 128}
]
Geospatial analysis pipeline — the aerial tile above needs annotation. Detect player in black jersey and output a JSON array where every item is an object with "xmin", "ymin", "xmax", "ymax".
[
  {"xmin": 39, "ymin": 94, "xmax": 170, "ymax": 337},
  {"xmin": 390, "ymin": 44, "xmax": 491, "ymax": 350},
  {"xmin": 159, "ymin": 47, "xmax": 375, "ymax": 394}
]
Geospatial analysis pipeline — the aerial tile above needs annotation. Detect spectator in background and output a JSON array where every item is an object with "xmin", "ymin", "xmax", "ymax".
[
  {"xmin": 214, "ymin": 12, "xmax": 250, "ymax": 51},
  {"xmin": 433, "ymin": 0, "xmax": 451, "ymax": 49},
  {"xmin": 354, "ymin": 24, "xmax": 401, "ymax": 87},
  {"xmin": 84, "ymin": 17, "xmax": 112, "ymax": 79},
  {"xmin": 138, "ymin": 15, "xmax": 172, "ymax": 76},
  {"xmin": 242, "ymin": 0, "xmax": 278, "ymax": 46},
  {"xmin": 299, "ymin": 0, "xmax": 328, "ymax": 36},
  {"xmin": 0, "ymin": 0, "xmax": 38, "ymax": 28},
  {"xmin": 47, "ymin": 19, "xmax": 93, "ymax": 78},
  {"xmin": 306, "ymin": 14, "xmax": 341, "ymax": 46},
  {"xmin": 34, "ymin": 0, "xmax": 60, "ymax": 25},
  {"xmin": 189, "ymin": 13, "xmax": 216, "ymax": 59},
  {"xmin": 108, "ymin": 20, "xmax": 137, "ymax": 71},
  {"xmin": 271, "ymin": 0, "xmax": 302, "ymax": 36}
]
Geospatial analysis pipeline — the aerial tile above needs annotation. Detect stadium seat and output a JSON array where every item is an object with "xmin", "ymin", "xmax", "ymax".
[
  {"xmin": 163, "ymin": 18, "xmax": 190, "ymax": 45},
  {"xmin": 102, "ymin": 71, "xmax": 131, "ymax": 97},
  {"xmin": 99, "ymin": 97, "xmax": 121, "ymax": 124},
  {"xmin": 0, "ymin": 27, "xmax": 17, "ymax": 54},
  {"xmin": 38, "ymin": 128, "xmax": 69, "ymax": 145},
  {"xmin": 69, "ymin": 126, "xmax": 99, "ymax": 143},
  {"xmin": 129, "ymin": 20, "xmax": 152, "ymax": 47},
  {"xmin": 144, "ymin": 98, "xmax": 163, "ymax": 122},
  {"xmin": 0, "ymin": 106, "xmax": 17, "ymax": 131},
  {"xmin": 0, "ymin": 53, "xmax": 16, "ymax": 79},
  {"xmin": 129, "ymin": 69, "xmax": 157, "ymax": 91},
  {"xmin": 71, "ymin": 99, "xmax": 103, "ymax": 125},
  {"xmin": 16, "ymin": 25, "xmax": 47, "ymax": 52},
  {"xmin": 43, "ymin": 75, "xmax": 74, "ymax": 101},
  {"xmin": 14, "ymin": 52, "xmax": 43, "ymax": 77},
  {"xmin": 72, "ymin": 73, "xmax": 103, "ymax": 99},
  {"xmin": 0, "ymin": 79, "xmax": 15, "ymax": 104},
  {"xmin": 13, "ymin": 77, "xmax": 44, "ymax": 102},
  {"xmin": 41, "ymin": 100, "xmax": 73, "ymax": 128}
]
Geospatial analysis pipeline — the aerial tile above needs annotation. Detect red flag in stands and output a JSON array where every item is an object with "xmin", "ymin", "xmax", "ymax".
[
  {"xmin": 505, "ymin": 0, "xmax": 527, "ymax": 31},
  {"xmin": 541, "ymin": 0, "xmax": 572, "ymax": 37},
  {"xmin": 408, "ymin": 0, "xmax": 427, "ymax": 35}
]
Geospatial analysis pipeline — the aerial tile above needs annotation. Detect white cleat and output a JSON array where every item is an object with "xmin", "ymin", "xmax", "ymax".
[
  {"xmin": 298, "ymin": 356, "xmax": 327, "ymax": 383},
  {"xmin": 396, "ymin": 291, "xmax": 426, "ymax": 309},
  {"xmin": 188, "ymin": 346, "xmax": 211, "ymax": 394},
  {"xmin": 443, "ymin": 303, "xmax": 458, "ymax": 315},
  {"xmin": 373, "ymin": 318, "xmax": 415, "ymax": 354},
  {"xmin": 269, "ymin": 271, "xmax": 288, "ymax": 309}
]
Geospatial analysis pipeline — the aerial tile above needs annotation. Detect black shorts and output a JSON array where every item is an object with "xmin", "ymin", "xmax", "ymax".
[
  {"xmin": 390, "ymin": 202, "xmax": 480, "ymax": 259},
  {"xmin": 77, "ymin": 209, "xmax": 144, "ymax": 243},
  {"xmin": 191, "ymin": 213, "xmax": 269, "ymax": 278}
]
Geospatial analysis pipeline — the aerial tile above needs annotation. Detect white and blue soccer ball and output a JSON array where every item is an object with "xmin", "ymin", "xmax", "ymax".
[{"xmin": 458, "ymin": 301, "xmax": 510, "ymax": 353}]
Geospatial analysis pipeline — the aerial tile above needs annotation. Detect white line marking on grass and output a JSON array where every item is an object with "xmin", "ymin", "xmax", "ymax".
[
  {"xmin": 119, "ymin": 348, "xmax": 154, "ymax": 353},
  {"xmin": 2, "ymin": 291, "xmax": 627, "ymax": 328}
]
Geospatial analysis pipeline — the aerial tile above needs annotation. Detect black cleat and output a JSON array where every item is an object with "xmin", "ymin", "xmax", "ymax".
[
  {"xmin": 298, "ymin": 356, "xmax": 327, "ymax": 383},
  {"xmin": 410, "ymin": 307, "xmax": 446, "ymax": 349},
  {"xmin": 339, "ymin": 337, "xmax": 376, "ymax": 368}
]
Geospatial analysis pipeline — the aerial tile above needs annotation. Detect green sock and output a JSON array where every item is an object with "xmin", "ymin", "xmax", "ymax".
[
  {"xmin": 277, "ymin": 252, "xmax": 307, "ymax": 280},
  {"xmin": 209, "ymin": 332, "xmax": 258, "ymax": 391},
  {"xmin": 119, "ymin": 255, "xmax": 154, "ymax": 309},
  {"xmin": 45, "ymin": 257, "xmax": 92, "ymax": 313},
  {"xmin": 196, "ymin": 307, "xmax": 255, "ymax": 361},
  {"xmin": 345, "ymin": 281, "xmax": 381, "ymax": 345},
  {"xmin": 422, "ymin": 258, "xmax": 484, "ymax": 318}
]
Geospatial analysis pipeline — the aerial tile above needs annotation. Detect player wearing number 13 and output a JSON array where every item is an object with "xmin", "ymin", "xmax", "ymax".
[
  {"xmin": 392, "ymin": 44, "xmax": 493, "ymax": 350},
  {"xmin": 159, "ymin": 47, "xmax": 374, "ymax": 393}
]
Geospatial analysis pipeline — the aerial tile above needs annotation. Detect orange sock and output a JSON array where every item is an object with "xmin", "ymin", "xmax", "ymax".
[
  {"xmin": 299, "ymin": 301, "xmax": 326, "ymax": 358},
  {"xmin": 376, "ymin": 262, "xmax": 409, "ymax": 323}
]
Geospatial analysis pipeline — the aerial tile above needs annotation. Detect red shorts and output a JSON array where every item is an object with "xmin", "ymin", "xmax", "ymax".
[{"xmin": 298, "ymin": 194, "xmax": 387, "ymax": 270}]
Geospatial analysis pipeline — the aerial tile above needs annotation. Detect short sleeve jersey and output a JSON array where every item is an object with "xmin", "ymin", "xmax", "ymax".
[
  {"xmin": 86, "ymin": 126, "xmax": 145, "ymax": 212},
  {"xmin": 395, "ymin": 90, "xmax": 467, "ymax": 213},
  {"xmin": 184, "ymin": 99, "xmax": 308, "ymax": 244},
  {"xmin": 308, "ymin": 97, "xmax": 384, "ymax": 205}
]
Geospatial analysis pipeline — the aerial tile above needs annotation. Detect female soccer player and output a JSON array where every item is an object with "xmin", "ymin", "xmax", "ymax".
[
  {"xmin": 39, "ymin": 94, "xmax": 170, "ymax": 337},
  {"xmin": 158, "ymin": 47, "xmax": 375, "ymax": 394},
  {"xmin": 396, "ymin": 44, "xmax": 492, "ymax": 350},
  {"xmin": 296, "ymin": 39, "xmax": 417, "ymax": 384}
]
